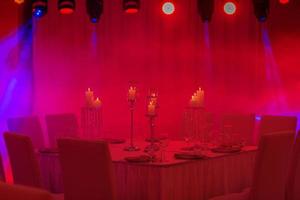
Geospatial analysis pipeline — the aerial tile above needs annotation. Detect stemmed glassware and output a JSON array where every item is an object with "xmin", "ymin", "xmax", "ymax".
[
  {"xmin": 124, "ymin": 85, "xmax": 140, "ymax": 151},
  {"xmin": 144, "ymin": 91, "xmax": 160, "ymax": 155}
]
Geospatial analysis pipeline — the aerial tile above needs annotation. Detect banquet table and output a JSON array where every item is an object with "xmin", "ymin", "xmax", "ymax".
[{"xmin": 38, "ymin": 140, "xmax": 257, "ymax": 200}]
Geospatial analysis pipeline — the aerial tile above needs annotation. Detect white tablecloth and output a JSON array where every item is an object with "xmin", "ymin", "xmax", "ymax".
[{"xmin": 38, "ymin": 141, "xmax": 257, "ymax": 200}]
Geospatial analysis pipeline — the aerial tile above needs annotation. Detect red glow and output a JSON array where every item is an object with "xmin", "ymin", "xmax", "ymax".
[
  {"xmin": 125, "ymin": 8, "xmax": 139, "ymax": 14},
  {"xmin": 59, "ymin": 8, "xmax": 74, "ymax": 15},
  {"xmin": 279, "ymin": 0, "xmax": 289, "ymax": 4},
  {"xmin": 224, "ymin": 2, "xmax": 237, "ymax": 15},
  {"xmin": 162, "ymin": 2, "xmax": 175, "ymax": 15}
]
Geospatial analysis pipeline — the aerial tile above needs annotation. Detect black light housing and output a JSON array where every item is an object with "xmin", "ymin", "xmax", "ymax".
[
  {"xmin": 197, "ymin": 0, "xmax": 214, "ymax": 22},
  {"xmin": 32, "ymin": 0, "xmax": 48, "ymax": 18},
  {"xmin": 58, "ymin": 0, "xmax": 76, "ymax": 15},
  {"xmin": 252, "ymin": 0, "xmax": 269, "ymax": 22},
  {"xmin": 86, "ymin": 0, "xmax": 103, "ymax": 23},
  {"xmin": 123, "ymin": 0, "xmax": 140, "ymax": 14}
]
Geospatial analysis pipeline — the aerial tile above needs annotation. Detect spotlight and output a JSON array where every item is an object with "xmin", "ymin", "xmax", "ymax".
[
  {"xmin": 32, "ymin": 0, "xmax": 48, "ymax": 18},
  {"xmin": 162, "ymin": 2, "xmax": 175, "ymax": 15},
  {"xmin": 252, "ymin": 0, "xmax": 269, "ymax": 22},
  {"xmin": 86, "ymin": 0, "xmax": 103, "ymax": 23},
  {"xmin": 279, "ymin": 0, "xmax": 289, "ymax": 4},
  {"xmin": 224, "ymin": 2, "xmax": 237, "ymax": 15},
  {"xmin": 58, "ymin": 0, "xmax": 75, "ymax": 15},
  {"xmin": 14, "ymin": 0, "xmax": 24, "ymax": 4},
  {"xmin": 197, "ymin": 0, "xmax": 214, "ymax": 22},
  {"xmin": 123, "ymin": 0, "xmax": 140, "ymax": 14}
]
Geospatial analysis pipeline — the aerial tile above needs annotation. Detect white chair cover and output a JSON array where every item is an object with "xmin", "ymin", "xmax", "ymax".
[
  {"xmin": 57, "ymin": 138, "xmax": 116, "ymax": 200},
  {"xmin": 0, "ymin": 182, "xmax": 53, "ymax": 200},
  {"xmin": 286, "ymin": 132, "xmax": 300, "ymax": 200},
  {"xmin": 259, "ymin": 115, "xmax": 297, "ymax": 135},
  {"xmin": 45, "ymin": 113, "xmax": 79, "ymax": 147},
  {"xmin": 4, "ymin": 132, "xmax": 42, "ymax": 188},
  {"xmin": 0, "ymin": 153, "xmax": 5, "ymax": 182},
  {"xmin": 7, "ymin": 116, "xmax": 45, "ymax": 149},
  {"xmin": 210, "ymin": 132, "xmax": 295, "ymax": 200},
  {"xmin": 221, "ymin": 113, "xmax": 255, "ymax": 145}
]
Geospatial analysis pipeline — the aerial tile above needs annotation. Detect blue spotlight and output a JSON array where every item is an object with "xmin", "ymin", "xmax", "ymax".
[
  {"xmin": 32, "ymin": 0, "xmax": 48, "ymax": 18},
  {"xmin": 91, "ymin": 17, "xmax": 98, "ymax": 23}
]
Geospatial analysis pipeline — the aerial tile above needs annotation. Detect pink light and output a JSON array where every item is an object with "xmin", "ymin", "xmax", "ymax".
[
  {"xmin": 162, "ymin": 2, "xmax": 175, "ymax": 15},
  {"xmin": 279, "ymin": 0, "xmax": 289, "ymax": 4},
  {"xmin": 224, "ymin": 2, "xmax": 237, "ymax": 15}
]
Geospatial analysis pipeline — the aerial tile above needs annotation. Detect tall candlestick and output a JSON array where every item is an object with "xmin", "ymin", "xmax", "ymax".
[{"xmin": 128, "ymin": 86, "xmax": 137, "ymax": 101}]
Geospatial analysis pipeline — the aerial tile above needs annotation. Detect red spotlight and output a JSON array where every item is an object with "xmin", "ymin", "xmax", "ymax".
[
  {"xmin": 279, "ymin": 0, "xmax": 289, "ymax": 4},
  {"xmin": 123, "ymin": 0, "xmax": 140, "ymax": 14},
  {"xmin": 224, "ymin": 2, "xmax": 237, "ymax": 15},
  {"xmin": 125, "ymin": 8, "xmax": 139, "ymax": 14},
  {"xmin": 162, "ymin": 2, "xmax": 175, "ymax": 15},
  {"xmin": 58, "ymin": 0, "xmax": 75, "ymax": 15}
]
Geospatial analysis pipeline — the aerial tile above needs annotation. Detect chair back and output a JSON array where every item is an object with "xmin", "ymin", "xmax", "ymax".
[
  {"xmin": 259, "ymin": 115, "xmax": 297, "ymax": 135},
  {"xmin": 46, "ymin": 113, "xmax": 79, "ymax": 147},
  {"xmin": 221, "ymin": 113, "xmax": 255, "ymax": 145},
  {"xmin": 4, "ymin": 133, "xmax": 42, "ymax": 188},
  {"xmin": 286, "ymin": 132, "xmax": 300, "ymax": 200},
  {"xmin": 7, "ymin": 116, "xmax": 45, "ymax": 149},
  {"xmin": 58, "ymin": 138, "xmax": 116, "ymax": 200},
  {"xmin": 0, "ymin": 153, "xmax": 5, "ymax": 182},
  {"xmin": 250, "ymin": 132, "xmax": 295, "ymax": 200},
  {"xmin": 0, "ymin": 182, "xmax": 53, "ymax": 200}
]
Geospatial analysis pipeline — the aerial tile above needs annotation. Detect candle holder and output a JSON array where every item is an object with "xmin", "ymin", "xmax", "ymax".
[
  {"xmin": 144, "ymin": 113, "xmax": 160, "ymax": 154},
  {"xmin": 124, "ymin": 99, "xmax": 140, "ymax": 151},
  {"xmin": 182, "ymin": 105, "xmax": 206, "ymax": 151}
]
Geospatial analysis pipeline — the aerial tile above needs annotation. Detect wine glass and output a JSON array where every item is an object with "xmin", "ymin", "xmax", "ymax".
[{"xmin": 159, "ymin": 137, "xmax": 170, "ymax": 162}]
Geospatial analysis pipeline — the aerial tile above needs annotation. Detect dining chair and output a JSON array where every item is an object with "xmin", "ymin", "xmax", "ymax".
[
  {"xmin": 0, "ymin": 153, "xmax": 5, "ymax": 182},
  {"xmin": 259, "ymin": 115, "xmax": 297, "ymax": 135},
  {"xmin": 7, "ymin": 116, "xmax": 45, "ymax": 149},
  {"xmin": 45, "ymin": 113, "xmax": 79, "ymax": 148},
  {"xmin": 0, "ymin": 182, "xmax": 53, "ymax": 200},
  {"xmin": 57, "ymin": 138, "xmax": 116, "ymax": 200},
  {"xmin": 4, "ymin": 132, "xmax": 42, "ymax": 188},
  {"xmin": 220, "ymin": 113, "xmax": 255, "ymax": 145},
  {"xmin": 209, "ymin": 131, "xmax": 295, "ymax": 200},
  {"xmin": 286, "ymin": 131, "xmax": 300, "ymax": 200}
]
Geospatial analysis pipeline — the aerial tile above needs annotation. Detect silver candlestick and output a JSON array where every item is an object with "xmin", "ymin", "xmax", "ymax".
[{"xmin": 124, "ymin": 99, "xmax": 140, "ymax": 151}]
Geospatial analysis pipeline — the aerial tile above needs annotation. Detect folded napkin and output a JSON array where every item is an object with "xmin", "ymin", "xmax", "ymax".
[
  {"xmin": 124, "ymin": 155, "xmax": 151, "ymax": 163},
  {"xmin": 174, "ymin": 152, "xmax": 206, "ymax": 160}
]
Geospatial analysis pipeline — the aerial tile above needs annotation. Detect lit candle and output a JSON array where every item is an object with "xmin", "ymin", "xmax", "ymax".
[
  {"xmin": 128, "ymin": 86, "xmax": 137, "ymax": 101},
  {"xmin": 94, "ymin": 97, "xmax": 102, "ymax": 108},
  {"xmin": 147, "ymin": 101, "xmax": 156, "ymax": 116},
  {"xmin": 85, "ymin": 88, "xmax": 94, "ymax": 107}
]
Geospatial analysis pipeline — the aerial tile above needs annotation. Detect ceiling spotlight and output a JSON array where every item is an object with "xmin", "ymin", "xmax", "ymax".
[
  {"xmin": 58, "ymin": 0, "xmax": 76, "ymax": 15},
  {"xmin": 14, "ymin": 0, "xmax": 24, "ymax": 4},
  {"xmin": 279, "ymin": 0, "xmax": 289, "ymax": 4},
  {"xmin": 162, "ymin": 2, "xmax": 175, "ymax": 15},
  {"xmin": 123, "ymin": 0, "xmax": 140, "ymax": 14},
  {"xmin": 32, "ymin": 0, "xmax": 48, "ymax": 18},
  {"xmin": 197, "ymin": 0, "xmax": 214, "ymax": 22},
  {"xmin": 252, "ymin": 0, "xmax": 269, "ymax": 22},
  {"xmin": 86, "ymin": 0, "xmax": 103, "ymax": 23},
  {"xmin": 224, "ymin": 2, "xmax": 237, "ymax": 15}
]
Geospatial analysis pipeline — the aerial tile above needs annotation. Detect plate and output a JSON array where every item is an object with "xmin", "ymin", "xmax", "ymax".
[
  {"xmin": 124, "ymin": 155, "xmax": 151, "ymax": 163},
  {"xmin": 174, "ymin": 152, "xmax": 206, "ymax": 160}
]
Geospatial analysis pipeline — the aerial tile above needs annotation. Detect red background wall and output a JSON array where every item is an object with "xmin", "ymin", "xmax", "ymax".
[{"xmin": 1, "ymin": 0, "xmax": 300, "ymax": 139}]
